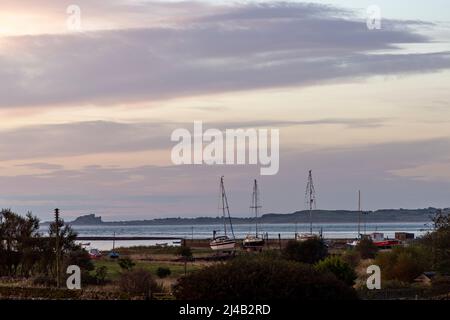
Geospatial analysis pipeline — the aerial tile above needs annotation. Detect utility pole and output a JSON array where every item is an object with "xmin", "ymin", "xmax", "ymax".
[{"xmin": 55, "ymin": 208, "xmax": 61, "ymax": 288}]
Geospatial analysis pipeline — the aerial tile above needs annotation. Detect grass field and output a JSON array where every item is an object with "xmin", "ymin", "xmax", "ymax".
[{"xmin": 92, "ymin": 258, "xmax": 201, "ymax": 280}]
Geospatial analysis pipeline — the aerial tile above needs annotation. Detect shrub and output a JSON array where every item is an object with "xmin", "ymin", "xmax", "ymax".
[
  {"xmin": 174, "ymin": 255, "xmax": 357, "ymax": 300},
  {"xmin": 63, "ymin": 248, "xmax": 95, "ymax": 285},
  {"xmin": 355, "ymin": 238, "xmax": 378, "ymax": 259},
  {"xmin": 375, "ymin": 245, "xmax": 432, "ymax": 282},
  {"xmin": 419, "ymin": 223, "xmax": 450, "ymax": 274},
  {"xmin": 177, "ymin": 246, "xmax": 193, "ymax": 260},
  {"xmin": 341, "ymin": 250, "xmax": 361, "ymax": 268},
  {"xmin": 118, "ymin": 268, "xmax": 163, "ymax": 297},
  {"xmin": 283, "ymin": 239, "xmax": 328, "ymax": 264},
  {"xmin": 315, "ymin": 256, "xmax": 357, "ymax": 286},
  {"xmin": 93, "ymin": 266, "xmax": 108, "ymax": 285},
  {"xmin": 156, "ymin": 267, "xmax": 171, "ymax": 278},
  {"xmin": 118, "ymin": 257, "xmax": 135, "ymax": 271}
]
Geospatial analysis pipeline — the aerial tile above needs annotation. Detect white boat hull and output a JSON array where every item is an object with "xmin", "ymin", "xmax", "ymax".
[
  {"xmin": 243, "ymin": 236, "xmax": 265, "ymax": 248},
  {"xmin": 210, "ymin": 239, "xmax": 236, "ymax": 251},
  {"xmin": 295, "ymin": 233, "xmax": 318, "ymax": 242}
]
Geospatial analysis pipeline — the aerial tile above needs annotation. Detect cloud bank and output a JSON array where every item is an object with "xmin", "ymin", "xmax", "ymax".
[{"xmin": 1, "ymin": 2, "xmax": 449, "ymax": 108}]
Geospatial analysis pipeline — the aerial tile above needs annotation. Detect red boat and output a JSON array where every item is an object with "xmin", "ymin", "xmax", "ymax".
[{"xmin": 370, "ymin": 233, "xmax": 402, "ymax": 248}]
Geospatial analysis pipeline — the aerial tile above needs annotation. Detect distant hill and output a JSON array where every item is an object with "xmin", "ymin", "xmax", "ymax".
[{"xmin": 43, "ymin": 207, "xmax": 446, "ymax": 226}]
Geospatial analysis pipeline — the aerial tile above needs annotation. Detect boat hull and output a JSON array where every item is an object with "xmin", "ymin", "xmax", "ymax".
[
  {"xmin": 242, "ymin": 237, "xmax": 265, "ymax": 249},
  {"xmin": 373, "ymin": 240, "xmax": 402, "ymax": 248},
  {"xmin": 210, "ymin": 239, "xmax": 236, "ymax": 251},
  {"xmin": 295, "ymin": 233, "xmax": 318, "ymax": 242}
]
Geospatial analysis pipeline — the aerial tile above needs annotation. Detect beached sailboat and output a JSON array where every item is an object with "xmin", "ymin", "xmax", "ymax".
[
  {"xmin": 348, "ymin": 190, "xmax": 364, "ymax": 247},
  {"xmin": 347, "ymin": 191, "xmax": 401, "ymax": 248},
  {"xmin": 109, "ymin": 232, "xmax": 119, "ymax": 259},
  {"xmin": 296, "ymin": 170, "xmax": 319, "ymax": 241},
  {"xmin": 210, "ymin": 176, "xmax": 236, "ymax": 251},
  {"xmin": 243, "ymin": 179, "xmax": 265, "ymax": 250}
]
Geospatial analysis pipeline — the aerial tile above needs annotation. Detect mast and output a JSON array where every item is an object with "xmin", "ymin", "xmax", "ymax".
[
  {"xmin": 358, "ymin": 190, "xmax": 361, "ymax": 238},
  {"xmin": 305, "ymin": 170, "xmax": 317, "ymax": 234},
  {"xmin": 220, "ymin": 176, "xmax": 227, "ymax": 236},
  {"xmin": 220, "ymin": 176, "xmax": 235, "ymax": 239},
  {"xmin": 250, "ymin": 179, "xmax": 262, "ymax": 237}
]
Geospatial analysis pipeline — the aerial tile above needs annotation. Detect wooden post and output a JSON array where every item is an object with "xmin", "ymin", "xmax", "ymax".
[{"xmin": 278, "ymin": 233, "xmax": 282, "ymax": 250}]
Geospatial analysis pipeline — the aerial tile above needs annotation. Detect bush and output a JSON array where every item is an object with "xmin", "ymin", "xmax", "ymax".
[
  {"xmin": 375, "ymin": 245, "xmax": 432, "ymax": 282},
  {"xmin": 283, "ymin": 239, "xmax": 328, "ymax": 264},
  {"xmin": 93, "ymin": 266, "xmax": 108, "ymax": 285},
  {"xmin": 341, "ymin": 250, "xmax": 361, "ymax": 268},
  {"xmin": 355, "ymin": 238, "xmax": 378, "ymax": 259},
  {"xmin": 156, "ymin": 267, "xmax": 171, "ymax": 278},
  {"xmin": 63, "ymin": 248, "xmax": 95, "ymax": 285},
  {"xmin": 118, "ymin": 268, "xmax": 163, "ymax": 297},
  {"xmin": 177, "ymin": 246, "xmax": 193, "ymax": 260},
  {"xmin": 118, "ymin": 257, "xmax": 135, "ymax": 271},
  {"xmin": 315, "ymin": 256, "xmax": 357, "ymax": 286},
  {"xmin": 174, "ymin": 255, "xmax": 357, "ymax": 300},
  {"xmin": 419, "ymin": 227, "xmax": 450, "ymax": 273}
]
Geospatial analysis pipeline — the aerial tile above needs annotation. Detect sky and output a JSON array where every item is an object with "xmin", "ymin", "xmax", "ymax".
[{"xmin": 1, "ymin": 1, "xmax": 450, "ymax": 221}]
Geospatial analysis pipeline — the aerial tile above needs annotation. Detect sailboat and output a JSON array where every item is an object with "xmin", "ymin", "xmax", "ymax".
[
  {"xmin": 109, "ymin": 232, "xmax": 120, "ymax": 259},
  {"xmin": 210, "ymin": 176, "xmax": 236, "ymax": 251},
  {"xmin": 243, "ymin": 179, "xmax": 265, "ymax": 250},
  {"xmin": 347, "ymin": 190, "xmax": 363, "ymax": 247},
  {"xmin": 296, "ymin": 170, "xmax": 319, "ymax": 241}
]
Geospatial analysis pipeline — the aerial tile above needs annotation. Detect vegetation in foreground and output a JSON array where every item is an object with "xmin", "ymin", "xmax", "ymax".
[{"xmin": 1, "ymin": 208, "xmax": 450, "ymax": 300}]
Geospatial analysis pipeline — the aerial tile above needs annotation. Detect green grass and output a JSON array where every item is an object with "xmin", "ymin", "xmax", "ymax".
[
  {"xmin": 114, "ymin": 245, "xmax": 212, "ymax": 255},
  {"xmin": 92, "ymin": 259, "xmax": 200, "ymax": 280}
]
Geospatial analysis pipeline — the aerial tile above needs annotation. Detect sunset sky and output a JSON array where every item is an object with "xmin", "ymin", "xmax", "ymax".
[{"xmin": 1, "ymin": 0, "xmax": 450, "ymax": 221}]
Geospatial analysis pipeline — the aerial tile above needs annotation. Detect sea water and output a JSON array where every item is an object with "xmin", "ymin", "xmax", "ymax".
[{"xmin": 39, "ymin": 222, "xmax": 431, "ymax": 250}]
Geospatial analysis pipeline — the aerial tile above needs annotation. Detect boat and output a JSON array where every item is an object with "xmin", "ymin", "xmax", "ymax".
[
  {"xmin": 209, "ymin": 176, "xmax": 236, "ymax": 252},
  {"xmin": 88, "ymin": 248, "xmax": 102, "ymax": 259},
  {"xmin": 210, "ymin": 235, "xmax": 237, "ymax": 251},
  {"xmin": 156, "ymin": 242, "xmax": 168, "ymax": 247},
  {"xmin": 348, "ymin": 232, "xmax": 402, "ymax": 248},
  {"xmin": 296, "ymin": 170, "xmax": 319, "ymax": 241},
  {"xmin": 295, "ymin": 233, "xmax": 319, "ymax": 242},
  {"xmin": 347, "ymin": 190, "xmax": 364, "ymax": 247},
  {"xmin": 369, "ymin": 232, "xmax": 402, "ymax": 248},
  {"xmin": 243, "ymin": 179, "xmax": 265, "ymax": 250}
]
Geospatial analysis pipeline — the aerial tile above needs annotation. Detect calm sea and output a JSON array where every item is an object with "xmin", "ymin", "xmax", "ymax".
[{"xmin": 39, "ymin": 222, "xmax": 431, "ymax": 250}]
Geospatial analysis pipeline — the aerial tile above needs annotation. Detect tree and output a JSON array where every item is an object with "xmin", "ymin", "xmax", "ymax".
[
  {"xmin": 283, "ymin": 239, "xmax": 328, "ymax": 264},
  {"xmin": 420, "ymin": 210, "xmax": 450, "ymax": 273},
  {"xmin": 315, "ymin": 256, "xmax": 357, "ymax": 286},
  {"xmin": 0, "ymin": 209, "xmax": 41, "ymax": 277},
  {"xmin": 355, "ymin": 238, "xmax": 378, "ymax": 259},
  {"xmin": 174, "ymin": 255, "xmax": 357, "ymax": 300}
]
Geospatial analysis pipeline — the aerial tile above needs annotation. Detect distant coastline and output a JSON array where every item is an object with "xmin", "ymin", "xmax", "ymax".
[{"xmin": 41, "ymin": 208, "xmax": 446, "ymax": 226}]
